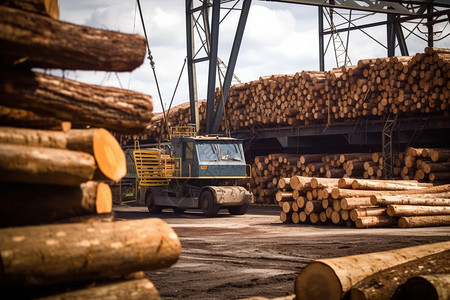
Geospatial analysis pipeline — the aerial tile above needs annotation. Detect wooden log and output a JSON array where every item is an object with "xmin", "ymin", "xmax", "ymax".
[
  {"xmin": 392, "ymin": 274, "xmax": 450, "ymax": 300},
  {"xmin": 276, "ymin": 191, "xmax": 293, "ymax": 202},
  {"xmin": 0, "ymin": 71, "xmax": 153, "ymax": 134},
  {"xmin": 0, "ymin": 218, "xmax": 181, "ymax": 288},
  {"xmin": 371, "ymin": 194, "xmax": 450, "ymax": 206},
  {"xmin": 351, "ymin": 179, "xmax": 432, "ymax": 190},
  {"xmin": 340, "ymin": 197, "xmax": 372, "ymax": 210},
  {"xmin": 289, "ymin": 175, "xmax": 311, "ymax": 190},
  {"xmin": 0, "ymin": 144, "xmax": 96, "ymax": 186},
  {"xmin": 0, "ymin": 181, "xmax": 111, "ymax": 227},
  {"xmin": 387, "ymin": 205, "xmax": 450, "ymax": 217},
  {"xmin": 32, "ymin": 278, "xmax": 161, "ymax": 300},
  {"xmin": 309, "ymin": 177, "xmax": 340, "ymax": 189},
  {"xmin": 294, "ymin": 241, "xmax": 450, "ymax": 300},
  {"xmin": 0, "ymin": 127, "xmax": 126, "ymax": 182},
  {"xmin": 350, "ymin": 207, "xmax": 386, "ymax": 222},
  {"xmin": 277, "ymin": 177, "xmax": 290, "ymax": 189},
  {"xmin": 331, "ymin": 184, "xmax": 450, "ymax": 199},
  {"xmin": 304, "ymin": 200, "xmax": 322, "ymax": 215},
  {"xmin": 0, "ymin": 0, "xmax": 59, "ymax": 19},
  {"xmin": 0, "ymin": 5, "xmax": 146, "ymax": 71},
  {"xmin": 349, "ymin": 251, "xmax": 450, "ymax": 300},
  {"xmin": 398, "ymin": 215, "xmax": 450, "ymax": 228},
  {"xmin": 355, "ymin": 216, "xmax": 396, "ymax": 228}
]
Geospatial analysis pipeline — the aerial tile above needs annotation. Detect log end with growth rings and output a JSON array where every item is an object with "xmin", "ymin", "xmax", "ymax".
[
  {"xmin": 93, "ymin": 128, "xmax": 126, "ymax": 182},
  {"xmin": 295, "ymin": 261, "xmax": 342, "ymax": 300}
]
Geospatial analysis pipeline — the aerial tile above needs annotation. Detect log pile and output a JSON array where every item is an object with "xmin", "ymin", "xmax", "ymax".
[
  {"xmin": 0, "ymin": 1, "xmax": 179, "ymax": 298},
  {"xmin": 295, "ymin": 241, "xmax": 450, "ymax": 300},
  {"xmin": 124, "ymin": 47, "xmax": 449, "ymax": 145},
  {"xmin": 402, "ymin": 147, "xmax": 450, "ymax": 183},
  {"xmin": 276, "ymin": 175, "xmax": 450, "ymax": 228}
]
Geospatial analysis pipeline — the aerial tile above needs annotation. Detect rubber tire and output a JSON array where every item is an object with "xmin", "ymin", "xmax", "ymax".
[
  {"xmin": 200, "ymin": 190, "xmax": 220, "ymax": 217},
  {"xmin": 146, "ymin": 192, "xmax": 162, "ymax": 214},
  {"xmin": 172, "ymin": 207, "xmax": 185, "ymax": 213},
  {"xmin": 228, "ymin": 204, "xmax": 249, "ymax": 215}
]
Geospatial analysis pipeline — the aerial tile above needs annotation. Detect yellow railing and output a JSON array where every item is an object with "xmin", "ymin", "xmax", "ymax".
[
  {"xmin": 170, "ymin": 125, "xmax": 196, "ymax": 138},
  {"xmin": 133, "ymin": 149, "xmax": 181, "ymax": 187}
]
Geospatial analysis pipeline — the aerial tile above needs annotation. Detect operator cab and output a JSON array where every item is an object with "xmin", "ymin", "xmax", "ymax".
[{"xmin": 171, "ymin": 136, "xmax": 247, "ymax": 178}]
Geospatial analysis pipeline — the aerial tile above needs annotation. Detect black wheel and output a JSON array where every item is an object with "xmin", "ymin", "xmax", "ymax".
[
  {"xmin": 200, "ymin": 190, "xmax": 220, "ymax": 217},
  {"xmin": 228, "ymin": 204, "xmax": 248, "ymax": 215},
  {"xmin": 172, "ymin": 207, "xmax": 185, "ymax": 213},
  {"xmin": 146, "ymin": 192, "xmax": 162, "ymax": 214}
]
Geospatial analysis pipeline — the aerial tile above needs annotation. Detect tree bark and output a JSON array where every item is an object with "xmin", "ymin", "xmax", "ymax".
[
  {"xmin": 0, "ymin": 144, "xmax": 96, "ymax": 186},
  {"xmin": 0, "ymin": 5, "xmax": 146, "ymax": 71},
  {"xmin": 386, "ymin": 205, "xmax": 450, "ymax": 217},
  {"xmin": 0, "ymin": 181, "xmax": 112, "ymax": 227},
  {"xmin": 371, "ymin": 194, "xmax": 450, "ymax": 206},
  {"xmin": 0, "ymin": 127, "xmax": 126, "ymax": 182},
  {"xmin": 34, "ymin": 278, "xmax": 161, "ymax": 300},
  {"xmin": 351, "ymin": 179, "xmax": 431, "ymax": 190},
  {"xmin": 0, "ymin": 71, "xmax": 153, "ymax": 134},
  {"xmin": 350, "ymin": 207, "xmax": 386, "ymax": 222},
  {"xmin": 0, "ymin": 0, "xmax": 59, "ymax": 19},
  {"xmin": 294, "ymin": 241, "xmax": 450, "ymax": 300},
  {"xmin": 392, "ymin": 274, "xmax": 450, "ymax": 300},
  {"xmin": 355, "ymin": 216, "xmax": 396, "ymax": 228},
  {"xmin": 0, "ymin": 218, "xmax": 181, "ymax": 288},
  {"xmin": 349, "ymin": 250, "xmax": 450, "ymax": 300},
  {"xmin": 398, "ymin": 215, "xmax": 450, "ymax": 228}
]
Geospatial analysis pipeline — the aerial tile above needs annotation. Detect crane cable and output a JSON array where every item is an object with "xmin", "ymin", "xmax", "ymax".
[{"xmin": 136, "ymin": 0, "xmax": 170, "ymax": 143}]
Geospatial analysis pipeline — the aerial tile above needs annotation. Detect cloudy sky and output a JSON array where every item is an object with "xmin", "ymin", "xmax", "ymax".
[{"xmin": 58, "ymin": 1, "xmax": 450, "ymax": 113}]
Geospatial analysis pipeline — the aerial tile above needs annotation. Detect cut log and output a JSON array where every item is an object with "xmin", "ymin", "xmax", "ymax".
[
  {"xmin": 0, "ymin": 5, "xmax": 146, "ymax": 71},
  {"xmin": 332, "ymin": 184, "xmax": 450, "ymax": 199},
  {"xmin": 0, "ymin": 105, "xmax": 64, "ymax": 130},
  {"xmin": 350, "ymin": 207, "xmax": 386, "ymax": 222},
  {"xmin": 0, "ymin": 181, "xmax": 111, "ymax": 227},
  {"xmin": 277, "ymin": 177, "xmax": 290, "ymax": 189},
  {"xmin": 355, "ymin": 216, "xmax": 397, "ymax": 228},
  {"xmin": 349, "ymin": 250, "xmax": 450, "ymax": 300},
  {"xmin": 289, "ymin": 175, "xmax": 311, "ymax": 190},
  {"xmin": 351, "ymin": 179, "xmax": 431, "ymax": 190},
  {"xmin": 0, "ymin": 0, "xmax": 59, "ymax": 19},
  {"xmin": 0, "ymin": 218, "xmax": 181, "ymax": 287},
  {"xmin": 294, "ymin": 241, "xmax": 450, "ymax": 300},
  {"xmin": 309, "ymin": 177, "xmax": 340, "ymax": 189},
  {"xmin": 386, "ymin": 205, "xmax": 450, "ymax": 217},
  {"xmin": 398, "ymin": 215, "xmax": 450, "ymax": 228},
  {"xmin": 392, "ymin": 274, "xmax": 450, "ymax": 300},
  {"xmin": 33, "ymin": 278, "xmax": 160, "ymax": 300},
  {"xmin": 0, "ymin": 127, "xmax": 126, "ymax": 182},
  {"xmin": 340, "ymin": 197, "xmax": 372, "ymax": 210},
  {"xmin": 0, "ymin": 144, "xmax": 96, "ymax": 186},
  {"xmin": 371, "ymin": 194, "xmax": 450, "ymax": 206},
  {"xmin": 0, "ymin": 71, "xmax": 153, "ymax": 134}
]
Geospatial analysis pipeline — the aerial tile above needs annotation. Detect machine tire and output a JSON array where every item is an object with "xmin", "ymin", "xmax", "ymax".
[
  {"xmin": 228, "ymin": 203, "xmax": 249, "ymax": 215},
  {"xmin": 172, "ymin": 207, "xmax": 185, "ymax": 213},
  {"xmin": 200, "ymin": 190, "xmax": 220, "ymax": 217},
  {"xmin": 146, "ymin": 191, "xmax": 162, "ymax": 214}
]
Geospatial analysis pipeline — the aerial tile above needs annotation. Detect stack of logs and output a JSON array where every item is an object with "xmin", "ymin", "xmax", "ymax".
[
  {"xmin": 295, "ymin": 241, "xmax": 450, "ymax": 300},
  {"xmin": 277, "ymin": 176, "xmax": 450, "ymax": 228},
  {"xmin": 0, "ymin": 1, "xmax": 179, "ymax": 298},
  {"xmin": 251, "ymin": 148, "xmax": 450, "ymax": 205},
  {"xmin": 126, "ymin": 47, "xmax": 449, "ymax": 144}
]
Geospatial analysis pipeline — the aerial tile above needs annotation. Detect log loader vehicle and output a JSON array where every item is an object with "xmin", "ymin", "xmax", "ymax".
[{"xmin": 131, "ymin": 126, "xmax": 253, "ymax": 217}]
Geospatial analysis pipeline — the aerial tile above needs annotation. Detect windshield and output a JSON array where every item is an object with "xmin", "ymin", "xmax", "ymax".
[
  {"xmin": 219, "ymin": 143, "xmax": 243, "ymax": 161},
  {"xmin": 197, "ymin": 143, "xmax": 219, "ymax": 162}
]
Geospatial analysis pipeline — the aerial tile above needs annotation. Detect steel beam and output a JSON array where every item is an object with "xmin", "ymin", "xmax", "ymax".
[
  {"xmin": 185, "ymin": 0, "xmax": 199, "ymax": 129},
  {"xmin": 212, "ymin": 0, "xmax": 252, "ymax": 133}
]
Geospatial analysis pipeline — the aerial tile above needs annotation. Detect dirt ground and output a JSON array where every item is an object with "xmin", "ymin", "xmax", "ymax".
[{"xmin": 113, "ymin": 204, "xmax": 450, "ymax": 300}]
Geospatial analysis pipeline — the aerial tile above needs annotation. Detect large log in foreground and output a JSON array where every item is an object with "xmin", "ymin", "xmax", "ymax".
[
  {"xmin": 294, "ymin": 241, "xmax": 450, "ymax": 300},
  {"xmin": 348, "ymin": 250, "xmax": 450, "ymax": 300},
  {"xmin": 0, "ymin": 144, "xmax": 96, "ymax": 186},
  {"xmin": 392, "ymin": 274, "xmax": 450, "ymax": 300},
  {"xmin": 0, "ymin": 127, "xmax": 126, "ymax": 182},
  {"xmin": 0, "ymin": 218, "xmax": 181, "ymax": 288},
  {"xmin": 35, "ymin": 278, "xmax": 160, "ymax": 300},
  {"xmin": 0, "ymin": 5, "xmax": 146, "ymax": 71},
  {"xmin": 0, "ymin": 71, "xmax": 153, "ymax": 134},
  {"xmin": 0, "ymin": 181, "xmax": 112, "ymax": 227},
  {"xmin": 0, "ymin": 0, "xmax": 59, "ymax": 19}
]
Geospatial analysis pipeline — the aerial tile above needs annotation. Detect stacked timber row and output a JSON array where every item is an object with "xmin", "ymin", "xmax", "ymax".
[
  {"xmin": 402, "ymin": 147, "xmax": 450, "ymax": 183},
  {"xmin": 277, "ymin": 176, "xmax": 450, "ymax": 228},
  {"xmin": 219, "ymin": 47, "xmax": 449, "ymax": 132},
  {"xmin": 0, "ymin": 1, "xmax": 179, "ymax": 299},
  {"xmin": 295, "ymin": 241, "xmax": 450, "ymax": 300},
  {"xmin": 127, "ymin": 47, "xmax": 449, "ymax": 145}
]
